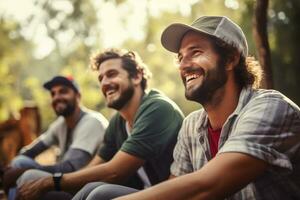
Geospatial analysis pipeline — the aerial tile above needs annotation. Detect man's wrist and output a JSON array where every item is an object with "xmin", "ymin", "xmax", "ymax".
[
  {"xmin": 52, "ymin": 172, "xmax": 63, "ymax": 191},
  {"xmin": 40, "ymin": 176, "xmax": 55, "ymax": 193}
]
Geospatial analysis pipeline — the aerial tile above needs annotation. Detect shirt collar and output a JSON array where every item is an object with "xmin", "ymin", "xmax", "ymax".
[{"xmin": 197, "ymin": 86, "xmax": 254, "ymax": 130}]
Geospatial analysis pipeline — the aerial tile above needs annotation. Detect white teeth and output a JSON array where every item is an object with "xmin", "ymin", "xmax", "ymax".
[
  {"xmin": 186, "ymin": 74, "xmax": 200, "ymax": 82},
  {"xmin": 106, "ymin": 89, "xmax": 116, "ymax": 96}
]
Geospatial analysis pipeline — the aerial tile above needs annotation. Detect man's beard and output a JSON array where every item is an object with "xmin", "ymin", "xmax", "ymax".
[
  {"xmin": 184, "ymin": 60, "xmax": 227, "ymax": 105},
  {"xmin": 53, "ymin": 99, "xmax": 76, "ymax": 117},
  {"xmin": 107, "ymin": 81, "xmax": 134, "ymax": 110}
]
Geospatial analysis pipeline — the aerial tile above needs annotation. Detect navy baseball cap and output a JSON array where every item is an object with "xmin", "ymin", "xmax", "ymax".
[{"xmin": 43, "ymin": 75, "xmax": 80, "ymax": 93}]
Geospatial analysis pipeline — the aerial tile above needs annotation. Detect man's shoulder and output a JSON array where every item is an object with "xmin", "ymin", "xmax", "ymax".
[
  {"xmin": 142, "ymin": 89, "xmax": 183, "ymax": 112},
  {"xmin": 248, "ymin": 89, "xmax": 300, "ymax": 111},
  {"xmin": 49, "ymin": 116, "xmax": 65, "ymax": 128},
  {"xmin": 82, "ymin": 108, "xmax": 109, "ymax": 125},
  {"xmin": 144, "ymin": 89, "xmax": 166, "ymax": 102},
  {"xmin": 107, "ymin": 112, "xmax": 124, "ymax": 129}
]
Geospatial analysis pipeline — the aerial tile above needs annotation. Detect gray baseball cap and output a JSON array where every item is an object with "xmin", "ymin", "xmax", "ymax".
[{"xmin": 161, "ymin": 16, "xmax": 248, "ymax": 57}]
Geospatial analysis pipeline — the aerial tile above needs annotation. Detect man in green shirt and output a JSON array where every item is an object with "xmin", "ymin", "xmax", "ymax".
[{"xmin": 16, "ymin": 49, "xmax": 184, "ymax": 200}]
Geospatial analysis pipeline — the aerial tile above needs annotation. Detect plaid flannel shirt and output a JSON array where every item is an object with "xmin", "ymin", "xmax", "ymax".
[{"xmin": 171, "ymin": 87, "xmax": 300, "ymax": 200}]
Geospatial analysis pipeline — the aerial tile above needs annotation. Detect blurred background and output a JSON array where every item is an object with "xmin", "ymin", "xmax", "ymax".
[{"xmin": 0, "ymin": 0, "xmax": 299, "ymax": 136}]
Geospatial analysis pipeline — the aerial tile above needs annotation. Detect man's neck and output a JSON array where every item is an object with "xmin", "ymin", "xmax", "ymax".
[
  {"xmin": 64, "ymin": 106, "xmax": 82, "ymax": 129},
  {"xmin": 204, "ymin": 78, "xmax": 241, "ymax": 130},
  {"xmin": 119, "ymin": 88, "xmax": 145, "ymax": 131}
]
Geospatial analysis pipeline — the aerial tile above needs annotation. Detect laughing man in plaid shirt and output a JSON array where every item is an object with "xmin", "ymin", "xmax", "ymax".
[{"xmin": 116, "ymin": 16, "xmax": 300, "ymax": 200}]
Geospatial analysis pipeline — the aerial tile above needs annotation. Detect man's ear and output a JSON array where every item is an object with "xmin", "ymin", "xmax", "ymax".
[
  {"xmin": 226, "ymin": 51, "xmax": 240, "ymax": 71},
  {"xmin": 76, "ymin": 92, "xmax": 81, "ymax": 102},
  {"xmin": 132, "ymin": 71, "xmax": 143, "ymax": 86}
]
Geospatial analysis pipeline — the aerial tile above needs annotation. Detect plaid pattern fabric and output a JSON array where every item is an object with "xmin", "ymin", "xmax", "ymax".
[{"xmin": 171, "ymin": 87, "xmax": 300, "ymax": 200}]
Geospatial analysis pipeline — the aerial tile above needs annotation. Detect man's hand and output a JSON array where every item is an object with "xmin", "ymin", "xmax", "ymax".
[
  {"xmin": 16, "ymin": 177, "xmax": 52, "ymax": 200},
  {"xmin": 3, "ymin": 167, "xmax": 28, "ymax": 194}
]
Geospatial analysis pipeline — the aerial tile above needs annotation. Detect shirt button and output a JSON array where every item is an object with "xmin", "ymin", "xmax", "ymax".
[{"xmin": 199, "ymin": 136, "xmax": 204, "ymax": 144}]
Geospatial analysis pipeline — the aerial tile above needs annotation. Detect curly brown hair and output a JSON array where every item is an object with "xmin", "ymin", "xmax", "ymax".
[
  {"xmin": 211, "ymin": 37, "xmax": 263, "ymax": 89},
  {"xmin": 90, "ymin": 48, "xmax": 152, "ymax": 90}
]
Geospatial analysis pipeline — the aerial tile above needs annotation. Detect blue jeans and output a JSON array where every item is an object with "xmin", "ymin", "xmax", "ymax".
[
  {"xmin": 16, "ymin": 169, "xmax": 72, "ymax": 200},
  {"xmin": 8, "ymin": 155, "xmax": 41, "ymax": 200},
  {"xmin": 11, "ymin": 155, "xmax": 41, "ymax": 169},
  {"xmin": 72, "ymin": 182, "xmax": 139, "ymax": 200}
]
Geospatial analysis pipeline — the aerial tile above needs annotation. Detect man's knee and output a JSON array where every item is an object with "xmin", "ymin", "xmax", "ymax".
[
  {"xmin": 11, "ymin": 155, "xmax": 38, "ymax": 168},
  {"xmin": 73, "ymin": 182, "xmax": 107, "ymax": 200},
  {"xmin": 17, "ymin": 169, "xmax": 51, "ymax": 186},
  {"xmin": 86, "ymin": 184, "xmax": 139, "ymax": 200}
]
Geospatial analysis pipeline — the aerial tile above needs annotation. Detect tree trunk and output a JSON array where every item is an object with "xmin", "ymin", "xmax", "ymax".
[{"xmin": 253, "ymin": 0, "xmax": 273, "ymax": 89}]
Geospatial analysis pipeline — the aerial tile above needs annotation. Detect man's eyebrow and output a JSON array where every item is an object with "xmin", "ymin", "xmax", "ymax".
[{"xmin": 178, "ymin": 45, "xmax": 202, "ymax": 57}]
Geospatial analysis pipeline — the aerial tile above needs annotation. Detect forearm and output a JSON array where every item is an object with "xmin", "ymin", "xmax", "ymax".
[
  {"xmin": 20, "ymin": 141, "xmax": 48, "ymax": 158},
  {"xmin": 116, "ymin": 153, "xmax": 268, "ymax": 200},
  {"xmin": 60, "ymin": 162, "xmax": 121, "ymax": 191},
  {"xmin": 84, "ymin": 155, "xmax": 106, "ymax": 169},
  {"xmin": 38, "ymin": 149, "xmax": 92, "ymax": 173},
  {"xmin": 115, "ymin": 170, "xmax": 213, "ymax": 200},
  {"xmin": 38, "ymin": 161, "xmax": 74, "ymax": 173},
  {"xmin": 59, "ymin": 151, "xmax": 144, "ymax": 192}
]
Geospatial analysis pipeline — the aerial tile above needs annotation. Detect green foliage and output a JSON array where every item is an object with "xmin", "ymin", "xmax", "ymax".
[
  {"xmin": 0, "ymin": 0, "xmax": 299, "ymax": 129},
  {"xmin": 0, "ymin": 19, "xmax": 33, "ymax": 120}
]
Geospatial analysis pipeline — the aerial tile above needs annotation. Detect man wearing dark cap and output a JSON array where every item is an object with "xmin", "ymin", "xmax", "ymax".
[
  {"xmin": 116, "ymin": 16, "xmax": 300, "ymax": 200},
  {"xmin": 3, "ymin": 75, "xmax": 108, "ymax": 200}
]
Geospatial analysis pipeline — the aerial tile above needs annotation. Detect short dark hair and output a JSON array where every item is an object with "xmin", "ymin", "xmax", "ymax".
[
  {"xmin": 90, "ymin": 48, "xmax": 152, "ymax": 90},
  {"xmin": 210, "ymin": 36, "xmax": 262, "ymax": 89}
]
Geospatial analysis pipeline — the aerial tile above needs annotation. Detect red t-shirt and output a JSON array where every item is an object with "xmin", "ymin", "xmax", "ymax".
[{"xmin": 207, "ymin": 126, "xmax": 221, "ymax": 158}]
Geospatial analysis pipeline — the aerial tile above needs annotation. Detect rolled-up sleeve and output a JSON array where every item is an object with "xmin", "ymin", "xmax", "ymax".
[{"xmin": 219, "ymin": 96, "xmax": 300, "ymax": 171}]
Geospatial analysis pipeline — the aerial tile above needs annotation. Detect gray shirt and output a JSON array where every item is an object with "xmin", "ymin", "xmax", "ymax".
[
  {"xmin": 21, "ymin": 108, "xmax": 108, "ymax": 172},
  {"xmin": 171, "ymin": 87, "xmax": 300, "ymax": 200}
]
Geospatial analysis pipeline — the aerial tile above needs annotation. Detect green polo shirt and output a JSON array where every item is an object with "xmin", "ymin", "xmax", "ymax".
[{"xmin": 99, "ymin": 89, "xmax": 184, "ymax": 189}]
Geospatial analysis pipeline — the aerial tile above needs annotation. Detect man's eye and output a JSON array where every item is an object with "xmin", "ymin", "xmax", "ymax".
[
  {"xmin": 108, "ymin": 72, "xmax": 117, "ymax": 78},
  {"xmin": 176, "ymin": 54, "xmax": 183, "ymax": 63},
  {"xmin": 191, "ymin": 51, "xmax": 201, "ymax": 57}
]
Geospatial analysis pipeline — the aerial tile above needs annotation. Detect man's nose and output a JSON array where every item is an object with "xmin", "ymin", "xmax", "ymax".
[
  {"xmin": 51, "ymin": 92, "xmax": 62, "ymax": 101},
  {"xmin": 100, "ymin": 76, "xmax": 111, "ymax": 86},
  {"xmin": 178, "ymin": 57, "xmax": 191, "ymax": 71}
]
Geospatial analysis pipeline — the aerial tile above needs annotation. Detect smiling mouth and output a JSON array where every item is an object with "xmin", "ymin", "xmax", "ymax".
[
  {"xmin": 186, "ymin": 74, "xmax": 200, "ymax": 82},
  {"xmin": 184, "ymin": 73, "xmax": 203, "ymax": 85},
  {"xmin": 53, "ymin": 101, "xmax": 66, "ymax": 107},
  {"xmin": 106, "ymin": 89, "xmax": 117, "ymax": 97}
]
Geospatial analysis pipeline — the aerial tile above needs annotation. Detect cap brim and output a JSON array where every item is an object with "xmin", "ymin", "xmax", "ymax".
[
  {"xmin": 43, "ymin": 78, "xmax": 74, "ymax": 91},
  {"xmin": 161, "ymin": 23, "xmax": 213, "ymax": 53}
]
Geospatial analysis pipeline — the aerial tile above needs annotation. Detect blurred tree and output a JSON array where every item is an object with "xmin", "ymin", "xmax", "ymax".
[
  {"xmin": 253, "ymin": 0, "xmax": 273, "ymax": 89},
  {"xmin": 0, "ymin": 19, "xmax": 33, "ymax": 121},
  {"xmin": 0, "ymin": 0, "xmax": 299, "ymax": 130},
  {"xmin": 268, "ymin": 0, "xmax": 300, "ymax": 104}
]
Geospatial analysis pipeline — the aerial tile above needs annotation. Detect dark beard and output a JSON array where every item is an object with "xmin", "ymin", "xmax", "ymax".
[
  {"xmin": 53, "ymin": 100, "xmax": 76, "ymax": 117},
  {"xmin": 185, "ymin": 60, "xmax": 227, "ymax": 105},
  {"xmin": 107, "ymin": 82, "xmax": 134, "ymax": 110}
]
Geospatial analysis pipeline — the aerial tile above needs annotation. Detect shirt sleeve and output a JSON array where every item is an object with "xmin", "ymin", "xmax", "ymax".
[
  {"xmin": 98, "ymin": 113, "xmax": 127, "ymax": 161},
  {"xmin": 170, "ymin": 118, "xmax": 194, "ymax": 176},
  {"xmin": 39, "ymin": 117, "xmax": 64, "ymax": 146},
  {"xmin": 70, "ymin": 115, "xmax": 107, "ymax": 156},
  {"xmin": 19, "ymin": 118, "xmax": 63, "ymax": 156},
  {"xmin": 38, "ymin": 148, "xmax": 92, "ymax": 173},
  {"xmin": 20, "ymin": 140, "xmax": 48, "ymax": 158},
  {"xmin": 219, "ymin": 95, "xmax": 300, "ymax": 171},
  {"xmin": 121, "ymin": 99, "xmax": 183, "ymax": 160}
]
